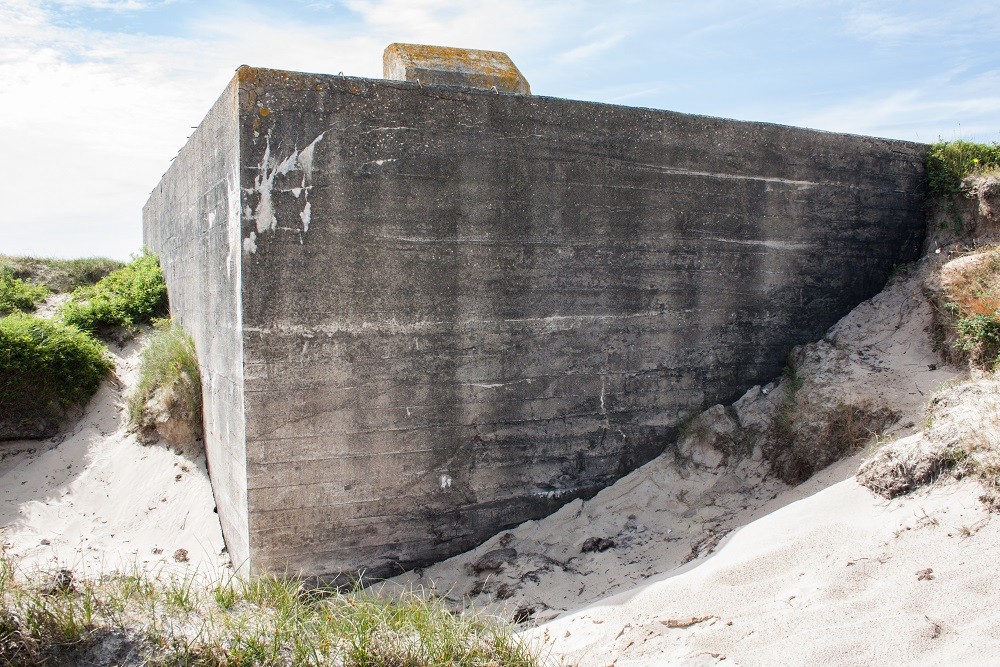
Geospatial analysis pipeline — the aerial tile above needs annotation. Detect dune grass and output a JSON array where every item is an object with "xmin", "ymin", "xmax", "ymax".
[
  {"xmin": 938, "ymin": 248, "xmax": 1000, "ymax": 368},
  {"xmin": 128, "ymin": 320, "xmax": 201, "ymax": 431},
  {"xmin": 0, "ymin": 559, "xmax": 541, "ymax": 666},
  {"xmin": 926, "ymin": 140, "xmax": 1000, "ymax": 196},
  {"xmin": 0, "ymin": 255, "xmax": 123, "ymax": 295}
]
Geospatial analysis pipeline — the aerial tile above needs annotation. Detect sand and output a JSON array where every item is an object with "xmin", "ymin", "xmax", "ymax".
[
  {"xmin": 0, "ymin": 333, "xmax": 229, "ymax": 582},
  {"xmin": 528, "ymin": 460, "xmax": 1000, "ymax": 666}
]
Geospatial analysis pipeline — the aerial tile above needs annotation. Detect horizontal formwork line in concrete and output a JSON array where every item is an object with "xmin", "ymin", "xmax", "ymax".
[
  {"xmin": 241, "ymin": 368, "xmax": 706, "ymax": 394},
  {"xmin": 248, "ymin": 476, "xmax": 613, "ymax": 529},
  {"xmin": 248, "ymin": 426, "xmax": 632, "ymax": 468},
  {"xmin": 250, "ymin": 484, "xmax": 608, "ymax": 528},
  {"xmin": 241, "ymin": 394, "xmax": 664, "ymax": 428},
  {"xmin": 246, "ymin": 407, "xmax": 649, "ymax": 440},
  {"xmin": 241, "ymin": 309, "xmax": 770, "ymax": 337},
  {"xmin": 246, "ymin": 451, "xmax": 628, "ymax": 501},
  {"xmin": 243, "ymin": 415, "xmax": 688, "ymax": 469},
  {"xmin": 298, "ymin": 159, "xmax": 921, "ymax": 194},
  {"xmin": 245, "ymin": 446, "xmax": 631, "ymax": 492},
  {"xmin": 258, "ymin": 532, "xmax": 484, "ymax": 563},
  {"xmin": 241, "ymin": 368, "xmax": 751, "ymax": 401},
  {"xmin": 249, "ymin": 491, "xmax": 588, "ymax": 535},
  {"xmin": 251, "ymin": 497, "xmax": 611, "ymax": 552},
  {"xmin": 245, "ymin": 217, "xmax": 920, "ymax": 247},
  {"xmin": 240, "ymin": 366, "xmax": 742, "ymax": 402},
  {"xmin": 241, "ymin": 321, "xmax": 741, "ymax": 343},
  {"xmin": 242, "ymin": 377, "xmax": 672, "ymax": 407},
  {"xmin": 259, "ymin": 538, "xmax": 460, "ymax": 567},
  {"xmin": 246, "ymin": 428, "xmax": 635, "ymax": 475},
  {"xmin": 242, "ymin": 399, "xmax": 677, "ymax": 444},
  {"xmin": 299, "ymin": 148, "xmax": 918, "ymax": 192}
]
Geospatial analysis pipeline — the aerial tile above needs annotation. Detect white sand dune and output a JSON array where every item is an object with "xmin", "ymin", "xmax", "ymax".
[
  {"xmin": 528, "ymin": 458, "xmax": 1000, "ymax": 666},
  {"xmin": 0, "ymin": 334, "xmax": 228, "ymax": 582}
]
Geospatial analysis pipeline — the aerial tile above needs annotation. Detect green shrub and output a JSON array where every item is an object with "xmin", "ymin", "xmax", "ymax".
[
  {"xmin": 60, "ymin": 253, "xmax": 167, "ymax": 334},
  {"xmin": 0, "ymin": 255, "xmax": 123, "ymax": 294},
  {"xmin": 128, "ymin": 320, "xmax": 201, "ymax": 429},
  {"xmin": 954, "ymin": 313, "xmax": 1000, "ymax": 366},
  {"xmin": 0, "ymin": 313, "xmax": 113, "ymax": 430},
  {"xmin": 927, "ymin": 140, "xmax": 1000, "ymax": 196},
  {"xmin": 0, "ymin": 272, "xmax": 49, "ymax": 315}
]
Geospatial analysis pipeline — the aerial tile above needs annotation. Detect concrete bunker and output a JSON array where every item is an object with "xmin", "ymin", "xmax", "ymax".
[{"xmin": 144, "ymin": 46, "xmax": 927, "ymax": 581}]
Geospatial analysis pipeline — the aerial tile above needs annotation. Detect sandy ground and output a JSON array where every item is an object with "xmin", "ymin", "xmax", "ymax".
[
  {"xmin": 0, "ymin": 332, "xmax": 229, "ymax": 582},
  {"xmin": 528, "ymin": 459, "xmax": 1000, "ymax": 666}
]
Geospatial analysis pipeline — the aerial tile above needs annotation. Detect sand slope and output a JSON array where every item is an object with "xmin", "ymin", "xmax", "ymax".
[
  {"xmin": 528, "ymin": 458, "xmax": 1000, "ymax": 666},
  {"xmin": 0, "ymin": 333, "xmax": 228, "ymax": 581}
]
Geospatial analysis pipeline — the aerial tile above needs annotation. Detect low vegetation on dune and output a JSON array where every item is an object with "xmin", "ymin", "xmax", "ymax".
[
  {"xmin": 128, "ymin": 320, "xmax": 203, "ymax": 447},
  {"xmin": 60, "ymin": 252, "xmax": 168, "ymax": 335},
  {"xmin": 0, "ymin": 255, "xmax": 123, "ymax": 295},
  {"xmin": 0, "ymin": 252, "xmax": 170, "ymax": 440},
  {"xmin": 0, "ymin": 272, "xmax": 49, "ymax": 316},
  {"xmin": 936, "ymin": 248, "xmax": 1000, "ymax": 368},
  {"xmin": 926, "ymin": 139, "xmax": 1000, "ymax": 196},
  {"xmin": 0, "ymin": 559, "xmax": 540, "ymax": 667},
  {"xmin": 0, "ymin": 313, "xmax": 114, "ymax": 437}
]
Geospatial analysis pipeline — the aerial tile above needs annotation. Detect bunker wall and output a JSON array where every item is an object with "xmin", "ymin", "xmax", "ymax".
[
  {"xmin": 142, "ymin": 78, "xmax": 250, "ymax": 568},
  {"xmin": 227, "ymin": 69, "xmax": 926, "ymax": 578}
]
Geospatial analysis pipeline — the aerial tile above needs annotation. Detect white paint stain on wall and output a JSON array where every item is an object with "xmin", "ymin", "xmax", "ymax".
[
  {"xmin": 300, "ymin": 201, "xmax": 311, "ymax": 232},
  {"xmin": 243, "ymin": 231, "xmax": 257, "ymax": 255},
  {"xmin": 246, "ymin": 132, "xmax": 325, "ymax": 254},
  {"xmin": 226, "ymin": 168, "xmax": 241, "ymax": 278}
]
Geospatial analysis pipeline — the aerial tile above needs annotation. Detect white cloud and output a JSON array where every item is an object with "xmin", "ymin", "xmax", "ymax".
[
  {"xmin": 844, "ymin": 9, "xmax": 936, "ymax": 41},
  {"xmin": 557, "ymin": 32, "xmax": 626, "ymax": 65},
  {"xmin": 40, "ymin": 0, "xmax": 165, "ymax": 9},
  {"xmin": 0, "ymin": 0, "xmax": 578, "ymax": 258},
  {"xmin": 796, "ymin": 69, "xmax": 1000, "ymax": 142}
]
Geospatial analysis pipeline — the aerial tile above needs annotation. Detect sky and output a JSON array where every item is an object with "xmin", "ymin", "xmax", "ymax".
[{"xmin": 2, "ymin": 1, "xmax": 999, "ymax": 260}]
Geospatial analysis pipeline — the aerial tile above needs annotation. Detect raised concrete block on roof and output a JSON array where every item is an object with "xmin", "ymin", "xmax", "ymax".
[{"xmin": 383, "ymin": 42, "xmax": 531, "ymax": 94}]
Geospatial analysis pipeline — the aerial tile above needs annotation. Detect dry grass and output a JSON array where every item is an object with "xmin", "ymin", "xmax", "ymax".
[
  {"xmin": 935, "ymin": 247, "xmax": 1000, "ymax": 368},
  {"xmin": 0, "ymin": 558, "xmax": 542, "ymax": 666}
]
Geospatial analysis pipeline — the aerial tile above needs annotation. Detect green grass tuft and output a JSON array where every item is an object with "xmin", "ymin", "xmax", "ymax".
[
  {"xmin": 0, "ymin": 272, "xmax": 49, "ymax": 315},
  {"xmin": 0, "ymin": 314, "xmax": 113, "ymax": 434},
  {"xmin": 926, "ymin": 140, "xmax": 1000, "ymax": 196},
  {"xmin": 0, "ymin": 561, "xmax": 542, "ymax": 666},
  {"xmin": 127, "ymin": 320, "xmax": 201, "ymax": 431},
  {"xmin": 0, "ymin": 255, "xmax": 123, "ymax": 294},
  {"xmin": 60, "ymin": 252, "xmax": 168, "ymax": 335}
]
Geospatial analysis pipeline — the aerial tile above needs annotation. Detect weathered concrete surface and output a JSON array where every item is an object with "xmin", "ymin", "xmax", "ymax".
[
  {"xmin": 383, "ymin": 43, "xmax": 530, "ymax": 94},
  {"xmin": 143, "ymin": 77, "xmax": 250, "ymax": 570},
  {"xmin": 145, "ymin": 65, "xmax": 927, "ymax": 581}
]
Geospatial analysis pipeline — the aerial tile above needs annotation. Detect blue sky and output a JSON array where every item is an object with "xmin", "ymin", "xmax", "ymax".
[{"xmin": 2, "ymin": 0, "xmax": 998, "ymax": 260}]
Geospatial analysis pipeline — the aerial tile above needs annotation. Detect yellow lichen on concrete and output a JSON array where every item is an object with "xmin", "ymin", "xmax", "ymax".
[{"xmin": 383, "ymin": 43, "xmax": 530, "ymax": 94}]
